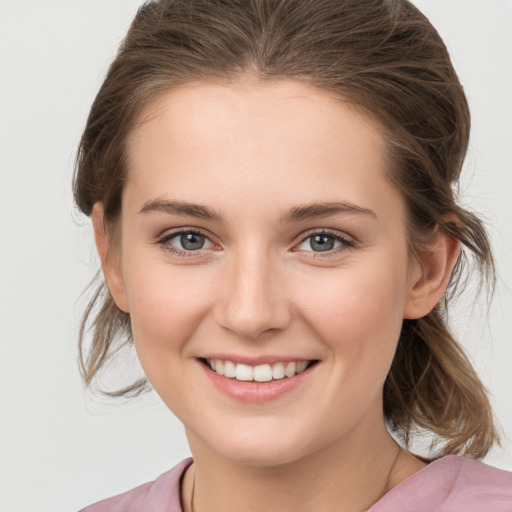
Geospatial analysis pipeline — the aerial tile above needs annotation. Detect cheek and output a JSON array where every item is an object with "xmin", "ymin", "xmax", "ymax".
[
  {"xmin": 293, "ymin": 258, "xmax": 408, "ymax": 372},
  {"xmin": 288, "ymin": 260, "xmax": 409, "ymax": 432},
  {"xmin": 122, "ymin": 256, "xmax": 214, "ymax": 370}
]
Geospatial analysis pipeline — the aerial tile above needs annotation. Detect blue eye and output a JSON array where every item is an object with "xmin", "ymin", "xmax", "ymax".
[
  {"xmin": 297, "ymin": 232, "xmax": 353, "ymax": 253},
  {"xmin": 160, "ymin": 230, "xmax": 214, "ymax": 252}
]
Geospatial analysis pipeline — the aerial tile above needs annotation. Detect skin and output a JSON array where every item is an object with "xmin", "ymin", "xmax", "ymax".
[{"xmin": 93, "ymin": 80, "xmax": 459, "ymax": 511}]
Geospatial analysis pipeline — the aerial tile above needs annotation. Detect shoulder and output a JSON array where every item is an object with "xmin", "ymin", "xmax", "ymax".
[
  {"xmin": 439, "ymin": 455, "xmax": 512, "ymax": 510},
  {"xmin": 371, "ymin": 455, "xmax": 512, "ymax": 512},
  {"xmin": 78, "ymin": 458, "xmax": 193, "ymax": 512}
]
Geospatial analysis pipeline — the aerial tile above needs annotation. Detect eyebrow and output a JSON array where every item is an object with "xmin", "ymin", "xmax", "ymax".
[
  {"xmin": 280, "ymin": 202, "xmax": 377, "ymax": 223},
  {"xmin": 139, "ymin": 199, "xmax": 376, "ymax": 223},
  {"xmin": 139, "ymin": 199, "xmax": 224, "ymax": 222}
]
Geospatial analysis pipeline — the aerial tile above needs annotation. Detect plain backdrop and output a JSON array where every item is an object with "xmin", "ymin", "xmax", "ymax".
[{"xmin": 0, "ymin": 1, "xmax": 511, "ymax": 511}]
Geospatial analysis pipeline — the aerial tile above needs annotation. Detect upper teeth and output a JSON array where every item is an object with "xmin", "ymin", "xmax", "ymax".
[{"xmin": 207, "ymin": 359, "xmax": 310, "ymax": 382}]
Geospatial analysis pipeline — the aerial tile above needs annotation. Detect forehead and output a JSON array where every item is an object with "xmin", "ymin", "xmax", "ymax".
[
  {"xmin": 129, "ymin": 79, "xmax": 385, "ymax": 159},
  {"xmin": 124, "ymin": 80, "xmax": 400, "ymax": 222}
]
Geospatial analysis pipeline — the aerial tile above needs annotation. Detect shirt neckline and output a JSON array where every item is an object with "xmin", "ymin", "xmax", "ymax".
[
  {"xmin": 175, "ymin": 455, "xmax": 459, "ymax": 511},
  {"xmin": 367, "ymin": 454, "xmax": 458, "ymax": 510}
]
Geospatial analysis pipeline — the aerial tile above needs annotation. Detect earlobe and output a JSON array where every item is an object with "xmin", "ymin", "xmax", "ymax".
[
  {"xmin": 403, "ymin": 223, "xmax": 460, "ymax": 320},
  {"xmin": 91, "ymin": 203, "xmax": 130, "ymax": 313}
]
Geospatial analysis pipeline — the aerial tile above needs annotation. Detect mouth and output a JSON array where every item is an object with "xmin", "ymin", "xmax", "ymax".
[{"xmin": 201, "ymin": 358, "xmax": 319, "ymax": 383}]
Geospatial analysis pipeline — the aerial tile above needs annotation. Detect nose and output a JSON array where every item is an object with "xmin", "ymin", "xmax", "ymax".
[{"xmin": 214, "ymin": 250, "xmax": 292, "ymax": 341}]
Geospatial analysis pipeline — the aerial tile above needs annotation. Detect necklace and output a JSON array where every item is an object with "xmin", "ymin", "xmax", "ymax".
[
  {"xmin": 188, "ymin": 446, "xmax": 403, "ymax": 512},
  {"xmin": 190, "ymin": 466, "xmax": 196, "ymax": 512},
  {"xmin": 381, "ymin": 445, "xmax": 403, "ymax": 495}
]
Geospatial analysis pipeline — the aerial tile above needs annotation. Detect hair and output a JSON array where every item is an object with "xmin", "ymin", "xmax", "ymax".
[{"xmin": 74, "ymin": 0, "xmax": 499, "ymax": 458}]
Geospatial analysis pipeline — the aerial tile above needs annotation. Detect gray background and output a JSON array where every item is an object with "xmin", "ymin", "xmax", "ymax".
[{"xmin": 0, "ymin": 1, "xmax": 511, "ymax": 511}]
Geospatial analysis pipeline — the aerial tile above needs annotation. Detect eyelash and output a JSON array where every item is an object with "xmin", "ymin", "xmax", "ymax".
[
  {"xmin": 156, "ymin": 229, "xmax": 218, "ymax": 257},
  {"xmin": 156, "ymin": 228, "xmax": 356, "ymax": 258},
  {"xmin": 294, "ymin": 229, "xmax": 356, "ymax": 258}
]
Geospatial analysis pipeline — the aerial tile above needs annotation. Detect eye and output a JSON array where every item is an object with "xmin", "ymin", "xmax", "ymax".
[
  {"xmin": 158, "ymin": 229, "xmax": 215, "ymax": 253},
  {"xmin": 296, "ymin": 231, "xmax": 355, "ymax": 254}
]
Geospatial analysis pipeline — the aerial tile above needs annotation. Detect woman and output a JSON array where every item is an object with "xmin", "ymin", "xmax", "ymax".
[{"xmin": 75, "ymin": 0, "xmax": 512, "ymax": 510}]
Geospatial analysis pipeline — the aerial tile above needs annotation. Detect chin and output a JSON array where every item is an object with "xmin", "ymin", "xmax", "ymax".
[
  {"xmin": 218, "ymin": 441, "xmax": 310, "ymax": 468},
  {"xmin": 189, "ymin": 419, "xmax": 327, "ymax": 468}
]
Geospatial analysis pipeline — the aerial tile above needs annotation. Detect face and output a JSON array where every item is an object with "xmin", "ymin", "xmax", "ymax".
[{"xmin": 102, "ymin": 80, "xmax": 425, "ymax": 466}]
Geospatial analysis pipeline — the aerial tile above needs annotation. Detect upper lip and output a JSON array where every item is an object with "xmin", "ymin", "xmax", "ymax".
[{"xmin": 199, "ymin": 354, "xmax": 317, "ymax": 366}]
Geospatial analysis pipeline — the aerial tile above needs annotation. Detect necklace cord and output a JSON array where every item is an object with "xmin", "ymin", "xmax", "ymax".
[
  {"xmin": 189, "ymin": 446, "xmax": 403, "ymax": 512},
  {"xmin": 190, "ymin": 465, "xmax": 196, "ymax": 512}
]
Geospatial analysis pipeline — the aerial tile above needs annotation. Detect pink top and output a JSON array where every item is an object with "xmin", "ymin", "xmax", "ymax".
[{"xmin": 79, "ymin": 455, "xmax": 512, "ymax": 512}]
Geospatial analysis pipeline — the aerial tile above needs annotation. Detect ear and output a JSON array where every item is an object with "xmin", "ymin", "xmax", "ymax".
[
  {"xmin": 91, "ymin": 203, "xmax": 130, "ymax": 313},
  {"xmin": 403, "ymin": 220, "xmax": 460, "ymax": 320}
]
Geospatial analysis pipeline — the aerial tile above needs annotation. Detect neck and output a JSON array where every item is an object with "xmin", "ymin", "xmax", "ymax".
[{"xmin": 182, "ymin": 418, "xmax": 413, "ymax": 512}]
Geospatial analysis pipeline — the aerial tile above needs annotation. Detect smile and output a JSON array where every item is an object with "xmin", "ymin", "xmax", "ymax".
[{"xmin": 205, "ymin": 358, "xmax": 313, "ymax": 382}]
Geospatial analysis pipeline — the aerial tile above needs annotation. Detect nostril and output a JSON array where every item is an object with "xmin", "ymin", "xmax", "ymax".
[{"xmin": 214, "ymin": 269, "xmax": 292, "ymax": 340}]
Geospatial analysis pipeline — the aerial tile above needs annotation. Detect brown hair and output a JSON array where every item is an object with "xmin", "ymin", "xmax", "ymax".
[{"xmin": 74, "ymin": 0, "xmax": 499, "ymax": 457}]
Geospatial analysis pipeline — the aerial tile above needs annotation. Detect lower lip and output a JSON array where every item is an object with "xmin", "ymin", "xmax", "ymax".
[{"xmin": 199, "ymin": 361, "xmax": 317, "ymax": 403}]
